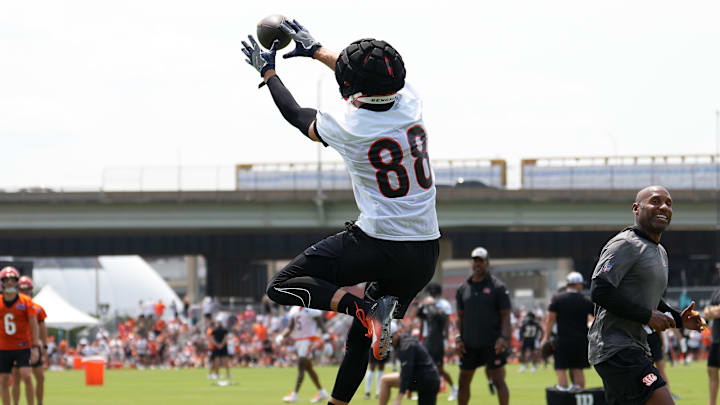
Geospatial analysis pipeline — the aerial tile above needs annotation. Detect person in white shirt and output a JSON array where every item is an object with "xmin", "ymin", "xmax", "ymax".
[
  {"xmin": 280, "ymin": 306, "xmax": 329, "ymax": 403},
  {"xmin": 242, "ymin": 19, "xmax": 440, "ymax": 405}
]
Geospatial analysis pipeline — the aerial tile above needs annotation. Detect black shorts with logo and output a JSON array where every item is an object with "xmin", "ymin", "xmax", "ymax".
[
  {"xmin": 210, "ymin": 347, "xmax": 228, "ymax": 360},
  {"xmin": 594, "ymin": 347, "xmax": 666, "ymax": 405},
  {"xmin": 0, "ymin": 349, "xmax": 30, "ymax": 373},
  {"xmin": 554, "ymin": 339, "xmax": 589, "ymax": 370},
  {"xmin": 459, "ymin": 346, "xmax": 507, "ymax": 371},
  {"xmin": 269, "ymin": 222, "xmax": 440, "ymax": 319},
  {"xmin": 708, "ymin": 343, "xmax": 720, "ymax": 368}
]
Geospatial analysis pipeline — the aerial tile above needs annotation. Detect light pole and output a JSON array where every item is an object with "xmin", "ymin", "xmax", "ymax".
[
  {"xmin": 314, "ymin": 74, "xmax": 332, "ymax": 223},
  {"xmin": 715, "ymin": 110, "xmax": 719, "ymax": 274}
]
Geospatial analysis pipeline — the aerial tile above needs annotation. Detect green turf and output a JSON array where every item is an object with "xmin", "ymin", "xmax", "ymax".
[{"xmin": 26, "ymin": 361, "xmax": 710, "ymax": 404}]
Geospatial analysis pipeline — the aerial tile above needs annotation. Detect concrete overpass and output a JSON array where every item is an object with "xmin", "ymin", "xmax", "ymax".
[{"xmin": 1, "ymin": 188, "xmax": 718, "ymax": 299}]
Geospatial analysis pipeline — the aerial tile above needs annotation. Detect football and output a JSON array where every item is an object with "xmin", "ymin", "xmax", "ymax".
[{"xmin": 256, "ymin": 14, "xmax": 292, "ymax": 50}]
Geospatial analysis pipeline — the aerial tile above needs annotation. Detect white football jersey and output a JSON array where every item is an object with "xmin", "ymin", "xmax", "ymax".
[
  {"xmin": 289, "ymin": 306, "xmax": 322, "ymax": 340},
  {"xmin": 316, "ymin": 83, "xmax": 440, "ymax": 241}
]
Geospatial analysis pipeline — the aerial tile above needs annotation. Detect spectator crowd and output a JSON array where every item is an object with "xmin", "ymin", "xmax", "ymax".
[{"xmin": 42, "ymin": 291, "xmax": 714, "ymax": 379}]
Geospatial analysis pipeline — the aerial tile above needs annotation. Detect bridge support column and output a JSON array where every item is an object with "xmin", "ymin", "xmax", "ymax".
[{"xmin": 185, "ymin": 255, "xmax": 198, "ymax": 303}]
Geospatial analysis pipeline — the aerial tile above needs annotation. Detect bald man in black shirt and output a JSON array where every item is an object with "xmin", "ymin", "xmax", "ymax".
[{"xmin": 589, "ymin": 186, "xmax": 705, "ymax": 405}]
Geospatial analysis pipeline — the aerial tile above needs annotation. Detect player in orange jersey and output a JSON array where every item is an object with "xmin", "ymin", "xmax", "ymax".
[
  {"xmin": 0, "ymin": 267, "xmax": 40, "ymax": 405},
  {"xmin": 11, "ymin": 276, "xmax": 46, "ymax": 405}
]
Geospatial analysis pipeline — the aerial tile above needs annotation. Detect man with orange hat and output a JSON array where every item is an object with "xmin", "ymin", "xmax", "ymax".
[
  {"xmin": 0, "ymin": 267, "xmax": 41, "ymax": 405},
  {"xmin": 12, "ymin": 276, "xmax": 47, "ymax": 405}
]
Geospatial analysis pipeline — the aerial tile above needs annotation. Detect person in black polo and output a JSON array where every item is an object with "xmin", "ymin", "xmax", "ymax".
[
  {"xmin": 588, "ymin": 185, "xmax": 705, "ymax": 405},
  {"xmin": 209, "ymin": 320, "xmax": 231, "ymax": 380},
  {"xmin": 542, "ymin": 271, "xmax": 593, "ymax": 390},
  {"xmin": 455, "ymin": 247, "xmax": 512, "ymax": 405}
]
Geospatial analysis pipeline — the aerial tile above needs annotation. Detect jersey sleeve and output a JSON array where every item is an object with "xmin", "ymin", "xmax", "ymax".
[
  {"xmin": 315, "ymin": 111, "xmax": 349, "ymax": 151},
  {"xmin": 35, "ymin": 304, "xmax": 46, "ymax": 322},
  {"xmin": 455, "ymin": 285, "xmax": 465, "ymax": 311},
  {"xmin": 591, "ymin": 238, "xmax": 640, "ymax": 288},
  {"xmin": 494, "ymin": 281, "xmax": 512, "ymax": 311},
  {"xmin": 24, "ymin": 297, "xmax": 37, "ymax": 318},
  {"xmin": 548, "ymin": 296, "xmax": 558, "ymax": 312}
]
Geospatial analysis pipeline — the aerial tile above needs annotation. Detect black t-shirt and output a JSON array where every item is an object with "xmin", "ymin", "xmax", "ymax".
[
  {"xmin": 519, "ymin": 319, "xmax": 543, "ymax": 340},
  {"xmin": 548, "ymin": 290, "xmax": 594, "ymax": 343},
  {"xmin": 456, "ymin": 275, "xmax": 512, "ymax": 348},
  {"xmin": 711, "ymin": 289, "xmax": 720, "ymax": 344},
  {"xmin": 397, "ymin": 335, "xmax": 440, "ymax": 393},
  {"xmin": 417, "ymin": 303, "xmax": 448, "ymax": 349},
  {"xmin": 211, "ymin": 326, "xmax": 228, "ymax": 347}
]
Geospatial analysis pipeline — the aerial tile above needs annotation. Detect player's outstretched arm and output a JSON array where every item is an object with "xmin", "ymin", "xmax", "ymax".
[
  {"xmin": 280, "ymin": 19, "xmax": 338, "ymax": 71},
  {"xmin": 313, "ymin": 47, "xmax": 340, "ymax": 71},
  {"xmin": 242, "ymin": 35, "xmax": 323, "ymax": 142}
]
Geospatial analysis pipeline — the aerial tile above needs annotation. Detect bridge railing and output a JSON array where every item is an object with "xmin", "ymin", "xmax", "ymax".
[
  {"xmin": 100, "ymin": 166, "xmax": 238, "ymax": 192},
  {"xmin": 235, "ymin": 159, "xmax": 507, "ymax": 191},
  {"xmin": 522, "ymin": 154, "xmax": 720, "ymax": 190},
  {"xmin": 4, "ymin": 154, "xmax": 719, "ymax": 193}
]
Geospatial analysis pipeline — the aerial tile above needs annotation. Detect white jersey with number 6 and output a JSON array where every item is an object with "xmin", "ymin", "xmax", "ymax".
[
  {"xmin": 289, "ymin": 306, "xmax": 322, "ymax": 340},
  {"xmin": 316, "ymin": 83, "xmax": 440, "ymax": 241}
]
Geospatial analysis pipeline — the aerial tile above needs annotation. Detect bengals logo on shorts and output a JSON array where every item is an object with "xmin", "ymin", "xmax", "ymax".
[{"xmin": 642, "ymin": 373, "xmax": 658, "ymax": 387}]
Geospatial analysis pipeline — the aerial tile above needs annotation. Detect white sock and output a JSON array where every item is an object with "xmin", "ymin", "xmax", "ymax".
[
  {"xmin": 320, "ymin": 388, "xmax": 328, "ymax": 395},
  {"xmin": 365, "ymin": 370, "xmax": 374, "ymax": 394},
  {"xmin": 376, "ymin": 370, "xmax": 384, "ymax": 395}
]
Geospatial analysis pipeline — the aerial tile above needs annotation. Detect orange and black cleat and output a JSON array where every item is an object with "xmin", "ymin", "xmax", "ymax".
[{"xmin": 356, "ymin": 296, "xmax": 398, "ymax": 360}]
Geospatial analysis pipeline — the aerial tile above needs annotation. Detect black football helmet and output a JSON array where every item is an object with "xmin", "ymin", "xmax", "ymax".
[{"xmin": 335, "ymin": 38, "xmax": 406, "ymax": 103}]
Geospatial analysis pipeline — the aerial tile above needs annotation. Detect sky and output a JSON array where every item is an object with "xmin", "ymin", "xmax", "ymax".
[{"xmin": 1, "ymin": 1, "xmax": 719, "ymax": 190}]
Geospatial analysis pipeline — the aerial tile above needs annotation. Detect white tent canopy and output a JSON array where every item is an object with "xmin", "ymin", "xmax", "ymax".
[
  {"xmin": 33, "ymin": 285, "xmax": 100, "ymax": 329},
  {"xmin": 31, "ymin": 255, "xmax": 183, "ymax": 319}
]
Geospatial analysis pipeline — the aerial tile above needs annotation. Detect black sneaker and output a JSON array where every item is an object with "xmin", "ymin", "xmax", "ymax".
[{"xmin": 488, "ymin": 381, "xmax": 495, "ymax": 395}]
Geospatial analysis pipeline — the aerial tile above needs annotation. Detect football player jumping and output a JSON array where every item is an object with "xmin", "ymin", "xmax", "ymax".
[{"xmin": 242, "ymin": 19, "xmax": 440, "ymax": 405}]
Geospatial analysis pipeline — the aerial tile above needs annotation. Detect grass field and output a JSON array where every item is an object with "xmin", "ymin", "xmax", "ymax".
[{"xmin": 30, "ymin": 361, "xmax": 711, "ymax": 404}]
